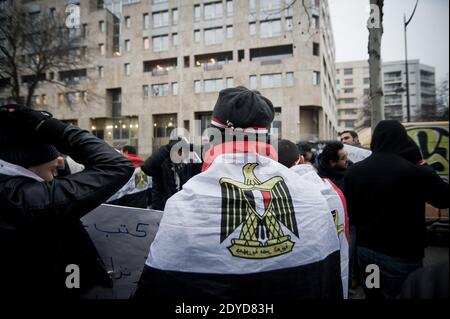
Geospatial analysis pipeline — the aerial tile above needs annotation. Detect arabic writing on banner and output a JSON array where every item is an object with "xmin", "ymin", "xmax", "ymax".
[{"xmin": 80, "ymin": 204, "xmax": 163, "ymax": 299}]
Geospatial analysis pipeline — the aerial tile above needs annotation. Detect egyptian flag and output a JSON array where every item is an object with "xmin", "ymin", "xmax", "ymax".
[
  {"xmin": 291, "ymin": 164, "xmax": 350, "ymax": 298},
  {"xmin": 135, "ymin": 142, "xmax": 344, "ymax": 299}
]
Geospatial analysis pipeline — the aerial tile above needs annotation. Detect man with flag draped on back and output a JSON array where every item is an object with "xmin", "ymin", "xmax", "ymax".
[{"xmin": 134, "ymin": 86, "xmax": 346, "ymax": 299}]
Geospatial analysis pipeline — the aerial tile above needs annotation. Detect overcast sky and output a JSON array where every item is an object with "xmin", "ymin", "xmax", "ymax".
[{"xmin": 328, "ymin": 0, "xmax": 449, "ymax": 83}]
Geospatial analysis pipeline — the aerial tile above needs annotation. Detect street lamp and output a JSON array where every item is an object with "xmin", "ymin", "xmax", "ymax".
[{"xmin": 403, "ymin": 0, "xmax": 419, "ymax": 122}]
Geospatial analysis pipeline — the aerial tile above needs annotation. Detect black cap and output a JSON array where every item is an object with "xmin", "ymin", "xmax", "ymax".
[
  {"xmin": 0, "ymin": 121, "xmax": 59, "ymax": 168},
  {"xmin": 211, "ymin": 86, "xmax": 274, "ymax": 133}
]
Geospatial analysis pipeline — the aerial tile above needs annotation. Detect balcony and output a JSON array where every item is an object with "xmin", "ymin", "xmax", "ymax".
[
  {"xmin": 385, "ymin": 99, "xmax": 403, "ymax": 106},
  {"xmin": 204, "ymin": 63, "xmax": 223, "ymax": 71},
  {"xmin": 422, "ymin": 98, "xmax": 436, "ymax": 106},
  {"xmin": 143, "ymin": 57, "xmax": 177, "ymax": 75},
  {"xmin": 421, "ymin": 87, "xmax": 436, "ymax": 95},
  {"xmin": 261, "ymin": 59, "xmax": 282, "ymax": 65},
  {"xmin": 151, "ymin": 69, "xmax": 169, "ymax": 76},
  {"xmin": 195, "ymin": 51, "xmax": 233, "ymax": 71},
  {"xmin": 384, "ymin": 76, "xmax": 402, "ymax": 83}
]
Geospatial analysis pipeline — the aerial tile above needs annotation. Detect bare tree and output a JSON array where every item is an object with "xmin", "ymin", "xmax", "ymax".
[
  {"xmin": 0, "ymin": 2, "xmax": 89, "ymax": 107},
  {"xmin": 355, "ymin": 95, "xmax": 371, "ymax": 130},
  {"xmin": 367, "ymin": 0, "xmax": 385, "ymax": 128},
  {"xmin": 436, "ymin": 75, "xmax": 449, "ymax": 120}
]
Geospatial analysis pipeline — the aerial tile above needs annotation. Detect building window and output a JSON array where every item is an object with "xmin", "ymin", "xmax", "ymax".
[
  {"xmin": 226, "ymin": 0, "xmax": 233, "ymax": 17},
  {"xmin": 99, "ymin": 20, "xmax": 105, "ymax": 32},
  {"xmin": 124, "ymin": 63, "xmax": 131, "ymax": 76},
  {"xmin": 49, "ymin": 7, "xmax": 56, "ymax": 18},
  {"xmin": 249, "ymin": 22, "xmax": 256, "ymax": 35},
  {"xmin": 312, "ymin": 14, "xmax": 319, "ymax": 29},
  {"xmin": 152, "ymin": 35, "xmax": 168, "ymax": 52},
  {"xmin": 172, "ymin": 8, "xmax": 178, "ymax": 25},
  {"xmin": 98, "ymin": 66, "xmax": 104, "ymax": 78},
  {"xmin": 226, "ymin": 77, "xmax": 234, "ymax": 88},
  {"xmin": 194, "ymin": 30, "xmax": 201, "ymax": 43},
  {"xmin": 194, "ymin": 5, "xmax": 201, "ymax": 22},
  {"xmin": 124, "ymin": 39, "xmax": 131, "ymax": 52},
  {"xmin": 313, "ymin": 42, "xmax": 320, "ymax": 56},
  {"xmin": 313, "ymin": 71, "xmax": 320, "ymax": 85},
  {"xmin": 285, "ymin": 17, "xmax": 293, "ymax": 30},
  {"xmin": 99, "ymin": 43, "xmax": 105, "ymax": 55},
  {"xmin": 153, "ymin": 11, "xmax": 169, "ymax": 28},
  {"xmin": 339, "ymin": 120, "xmax": 356, "ymax": 128},
  {"xmin": 226, "ymin": 25, "xmax": 233, "ymax": 39},
  {"xmin": 344, "ymin": 78, "xmax": 353, "ymax": 86},
  {"xmin": 285, "ymin": 0, "xmax": 293, "ymax": 16},
  {"xmin": 172, "ymin": 82, "xmax": 179, "ymax": 95},
  {"xmin": 82, "ymin": 24, "xmax": 88, "ymax": 41},
  {"xmin": 204, "ymin": 2, "xmax": 223, "ymax": 20},
  {"xmin": 261, "ymin": 0, "xmax": 281, "ymax": 11},
  {"xmin": 260, "ymin": 19, "xmax": 281, "ymax": 38},
  {"xmin": 286, "ymin": 72, "xmax": 294, "ymax": 87},
  {"xmin": 194, "ymin": 80, "xmax": 202, "ymax": 94},
  {"xmin": 204, "ymin": 78, "xmax": 224, "ymax": 93},
  {"xmin": 250, "ymin": 75, "xmax": 257, "ymax": 89},
  {"xmin": 343, "ymin": 88, "xmax": 353, "ymax": 94},
  {"xmin": 249, "ymin": 0, "xmax": 256, "ymax": 11},
  {"xmin": 172, "ymin": 33, "xmax": 178, "ymax": 47},
  {"xmin": 143, "ymin": 37, "xmax": 150, "ymax": 49},
  {"xmin": 344, "ymin": 68, "xmax": 353, "ymax": 75},
  {"xmin": 125, "ymin": 16, "xmax": 131, "ymax": 28},
  {"xmin": 32, "ymin": 95, "xmax": 41, "ymax": 106},
  {"xmin": 152, "ymin": 83, "xmax": 169, "ymax": 96},
  {"xmin": 204, "ymin": 27, "xmax": 223, "ymax": 45},
  {"xmin": 143, "ymin": 85, "xmax": 149, "ymax": 97},
  {"xmin": 261, "ymin": 73, "xmax": 282, "ymax": 88},
  {"xmin": 364, "ymin": 88, "xmax": 370, "ymax": 95},
  {"xmin": 364, "ymin": 77, "xmax": 370, "ymax": 85},
  {"xmin": 143, "ymin": 13, "xmax": 149, "ymax": 30}
]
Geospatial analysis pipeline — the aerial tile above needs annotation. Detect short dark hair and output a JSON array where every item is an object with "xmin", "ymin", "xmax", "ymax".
[
  {"xmin": 321, "ymin": 141, "xmax": 344, "ymax": 164},
  {"xmin": 297, "ymin": 142, "xmax": 312, "ymax": 156},
  {"xmin": 122, "ymin": 145, "xmax": 137, "ymax": 154},
  {"xmin": 278, "ymin": 139, "xmax": 300, "ymax": 168},
  {"xmin": 339, "ymin": 130, "xmax": 358, "ymax": 139}
]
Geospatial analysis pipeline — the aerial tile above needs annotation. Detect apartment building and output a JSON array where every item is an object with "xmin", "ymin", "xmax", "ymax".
[
  {"xmin": 336, "ymin": 59, "xmax": 437, "ymax": 131},
  {"xmin": 0, "ymin": 0, "xmax": 338, "ymax": 155}
]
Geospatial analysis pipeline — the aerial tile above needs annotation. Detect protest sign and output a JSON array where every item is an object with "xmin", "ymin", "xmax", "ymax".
[
  {"xmin": 344, "ymin": 144, "xmax": 372, "ymax": 163},
  {"xmin": 80, "ymin": 204, "xmax": 163, "ymax": 299}
]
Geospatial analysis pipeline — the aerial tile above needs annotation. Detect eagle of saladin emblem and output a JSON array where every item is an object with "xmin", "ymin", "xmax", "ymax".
[{"xmin": 219, "ymin": 163, "xmax": 299, "ymax": 259}]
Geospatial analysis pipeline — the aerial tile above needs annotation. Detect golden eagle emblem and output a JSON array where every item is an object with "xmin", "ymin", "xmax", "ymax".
[{"xmin": 219, "ymin": 163, "xmax": 299, "ymax": 259}]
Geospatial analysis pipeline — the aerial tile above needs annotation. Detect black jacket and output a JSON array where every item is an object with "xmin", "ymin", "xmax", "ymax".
[
  {"xmin": 141, "ymin": 143, "xmax": 201, "ymax": 211},
  {"xmin": 0, "ymin": 119, "xmax": 134, "ymax": 298},
  {"xmin": 343, "ymin": 121, "xmax": 448, "ymax": 262}
]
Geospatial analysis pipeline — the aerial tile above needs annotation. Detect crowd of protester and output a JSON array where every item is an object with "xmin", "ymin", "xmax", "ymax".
[{"xmin": 0, "ymin": 86, "xmax": 448, "ymax": 300}]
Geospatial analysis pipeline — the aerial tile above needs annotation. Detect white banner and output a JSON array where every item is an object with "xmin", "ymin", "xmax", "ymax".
[
  {"xmin": 80, "ymin": 204, "xmax": 163, "ymax": 299},
  {"xmin": 344, "ymin": 144, "xmax": 372, "ymax": 163}
]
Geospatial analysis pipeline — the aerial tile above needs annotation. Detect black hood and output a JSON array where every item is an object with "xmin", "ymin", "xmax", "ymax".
[{"xmin": 370, "ymin": 120, "xmax": 423, "ymax": 163}]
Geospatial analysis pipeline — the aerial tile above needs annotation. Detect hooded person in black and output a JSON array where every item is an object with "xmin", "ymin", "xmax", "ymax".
[{"xmin": 343, "ymin": 120, "xmax": 448, "ymax": 299}]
